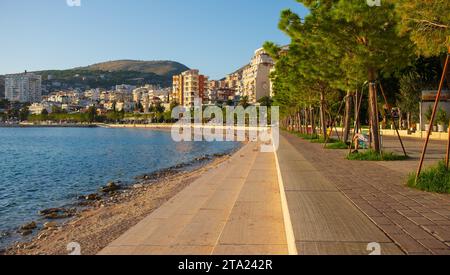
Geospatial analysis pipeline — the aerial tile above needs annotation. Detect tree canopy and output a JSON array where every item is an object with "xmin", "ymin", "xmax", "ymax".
[{"xmin": 395, "ymin": 0, "xmax": 450, "ymax": 57}]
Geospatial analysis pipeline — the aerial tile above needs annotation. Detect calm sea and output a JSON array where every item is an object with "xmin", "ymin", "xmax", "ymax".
[{"xmin": 0, "ymin": 127, "xmax": 240, "ymax": 248}]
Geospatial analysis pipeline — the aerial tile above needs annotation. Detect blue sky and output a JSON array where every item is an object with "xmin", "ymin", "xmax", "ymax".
[{"xmin": 0, "ymin": 0, "xmax": 308, "ymax": 79}]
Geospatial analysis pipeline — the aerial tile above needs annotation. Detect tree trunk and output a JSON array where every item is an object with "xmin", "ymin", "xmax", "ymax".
[
  {"xmin": 310, "ymin": 105, "xmax": 316, "ymax": 135},
  {"xmin": 343, "ymin": 90, "xmax": 352, "ymax": 143},
  {"xmin": 299, "ymin": 110, "xmax": 303, "ymax": 133},
  {"xmin": 407, "ymin": 112, "xmax": 411, "ymax": 130},
  {"xmin": 354, "ymin": 90, "xmax": 360, "ymax": 134},
  {"xmin": 368, "ymin": 69, "xmax": 381, "ymax": 153},
  {"xmin": 303, "ymin": 108, "xmax": 308, "ymax": 134},
  {"xmin": 289, "ymin": 115, "xmax": 293, "ymax": 131},
  {"xmin": 398, "ymin": 108, "xmax": 403, "ymax": 130},
  {"xmin": 320, "ymin": 91, "xmax": 327, "ymax": 139}
]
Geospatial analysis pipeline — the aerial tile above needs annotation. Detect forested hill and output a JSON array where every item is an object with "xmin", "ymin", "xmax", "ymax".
[{"xmin": 29, "ymin": 60, "xmax": 189, "ymax": 92}]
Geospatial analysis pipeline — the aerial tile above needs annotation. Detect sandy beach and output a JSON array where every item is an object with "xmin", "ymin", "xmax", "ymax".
[{"xmin": 4, "ymin": 153, "xmax": 235, "ymax": 255}]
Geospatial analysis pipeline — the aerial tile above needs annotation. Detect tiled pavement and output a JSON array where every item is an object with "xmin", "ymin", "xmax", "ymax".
[{"xmin": 281, "ymin": 132, "xmax": 450, "ymax": 255}]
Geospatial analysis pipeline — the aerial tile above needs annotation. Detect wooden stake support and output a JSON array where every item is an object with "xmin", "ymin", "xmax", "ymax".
[
  {"xmin": 378, "ymin": 82, "xmax": 408, "ymax": 157},
  {"xmin": 323, "ymin": 97, "xmax": 346, "ymax": 148},
  {"xmin": 349, "ymin": 88, "xmax": 365, "ymax": 154}
]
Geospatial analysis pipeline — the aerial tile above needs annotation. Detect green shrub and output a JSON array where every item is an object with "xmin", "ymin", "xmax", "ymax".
[{"xmin": 437, "ymin": 108, "xmax": 448, "ymax": 125}]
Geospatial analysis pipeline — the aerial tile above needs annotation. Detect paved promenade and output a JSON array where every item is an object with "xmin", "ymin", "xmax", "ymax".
[
  {"xmin": 277, "ymin": 134, "xmax": 403, "ymax": 255},
  {"xmin": 99, "ymin": 143, "xmax": 288, "ymax": 255},
  {"xmin": 280, "ymin": 132, "xmax": 450, "ymax": 255}
]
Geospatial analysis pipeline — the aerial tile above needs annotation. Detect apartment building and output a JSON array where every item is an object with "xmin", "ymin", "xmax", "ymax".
[
  {"xmin": 242, "ymin": 48, "xmax": 274, "ymax": 103},
  {"xmin": 5, "ymin": 72, "xmax": 42, "ymax": 103},
  {"xmin": 172, "ymin": 70, "xmax": 209, "ymax": 107}
]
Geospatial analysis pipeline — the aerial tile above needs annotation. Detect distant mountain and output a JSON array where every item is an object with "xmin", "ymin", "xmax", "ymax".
[
  {"xmin": 26, "ymin": 60, "xmax": 190, "ymax": 93},
  {"xmin": 80, "ymin": 60, "xmax": 189, "ymax": 76},
  {"xmin": 0, "ymin": 60, "xmax": 190, "ymax": 95}
]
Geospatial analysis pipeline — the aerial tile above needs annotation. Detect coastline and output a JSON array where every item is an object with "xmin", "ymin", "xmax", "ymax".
[
  {"xmin": 0, "ymin": 124, "xmax": 98, "ymax": 128},
  {"xmin": 4, "ymin": 150, "xmax": 239, "ymax": 255},
  {"xmin": 1, "ymin": 122, "xmax": 271, "ymax": 133},
  {"xmin": 99, "ymin": 123, "xmax": 173, "ymax": 129}
]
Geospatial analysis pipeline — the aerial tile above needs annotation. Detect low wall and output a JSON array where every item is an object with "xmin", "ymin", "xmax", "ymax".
[
  {"xmin": 332, "ymin": 127, "xmax": 449, "ymax": 141},
  {"xmin": 103, "ymin": 123, "xmax": 271, "ymax": 132},
  {"xmin": 380, "ymin": 129, "xmax": 449, "ymax": 141}
]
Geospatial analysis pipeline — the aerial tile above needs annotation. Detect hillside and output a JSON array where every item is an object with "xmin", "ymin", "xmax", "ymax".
[
  {"xmin": 0, "ymin": 60, "xmax": 189, "ymax": 95},
  {"xmin": 80, "ymin": 60, "xmax": 189, "ymax": 76},
  {"xmin": 31, "ymin": 60, "xmax": 189, "ymax": 93}
]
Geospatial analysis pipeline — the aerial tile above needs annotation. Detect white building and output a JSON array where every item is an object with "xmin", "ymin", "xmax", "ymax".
[
  {"xmin": 47, "ymin": 94, "xmax": 70, "ymax": 104},
  {"xmin": 115, "ymin": 84, "xmax": 136, "ymax": 93},
  {"xmin": 132, "ymin": 87, "xmax": 149, "ymax": 103},
  {"xmin": 84, "ymin": 89, "xmax": 101, "ymax": 101},
  {"xmin": 29, "ymin": 102, "xmax": 53, "ymax": 115},
  {"xmin": 5, "ymin": 72, "xmax": 42, "ymax": 103},
  {"xmin": 115, "ymin": 101, "xmax": 135, "ymax": 112},
  {"xmin": 242, "ymin": 48, "xmax": 274, "ymax": 103}
]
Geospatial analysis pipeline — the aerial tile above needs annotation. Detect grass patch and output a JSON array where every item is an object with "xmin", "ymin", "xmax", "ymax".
[
  {"xmin": 287, "ymin": 130, "xmax": 340, "ymax": 144},
  {"xmin": 295, "ymin": 133, "xmax": 320, "ymax": 140},
  {"xmin": 310, "ymin": 137, "xmax": 338, "ymax": 144},
  {"xmin": 288, "ymin": 131, "xmax": 319, "ymax": 140},
  {"xmin": 408, "ymin": 161, "xmax": 450, "ymax": 194},
  {"xmin": 347, "ymin": 150, "xmax": 408, "ymax": 161},
  {"xmin": 325, "ymin": 141, "xmax": 350, "ymax": 149}
]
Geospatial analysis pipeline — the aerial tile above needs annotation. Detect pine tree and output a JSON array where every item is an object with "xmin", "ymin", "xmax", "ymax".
[
  {"xmin": 295, "ymin": 0, "xmax": 414, "ymax": 153},
  {"xmin": 395, "ymin": 0, "xmax": 450, "ymax": 57},
  {"xmin": 276, "ymin": 9, "xmax": 345, "ymax": 139}
]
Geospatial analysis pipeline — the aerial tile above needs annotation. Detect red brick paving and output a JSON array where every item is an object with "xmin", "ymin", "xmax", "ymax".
[{"xmin": 282, "ymin": 131, "xmax": 450, "ymax": 255}]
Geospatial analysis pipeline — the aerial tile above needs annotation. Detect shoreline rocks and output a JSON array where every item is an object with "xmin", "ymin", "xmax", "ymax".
[
  {"xmin": 39, "ymin": 208, "xmax": 76, "ymax": 220},
  {"xmin": 18, "ymin": 221, "xmax": 37, "ymax": 236},
  {"xmin": 134, "ymin": 154, "xmax": 218, "ymax": 183},
  {"xmin": 100, "ymin": 182, "xmax": 121, "ymax": 193},
  {"xmin": 20, "ymin": 230, "xmax": 33, "ymax": 236},
  {"xmin": 43, "ymin": 222, "xmax": 58, "ymax": 230},
  {"xmin": 85, "ymin": 194, "xmax": 101, "ymax": 201},
  {"xmin": 20, "ymin": 222, "xmax": 37, "ymax": 231}
]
